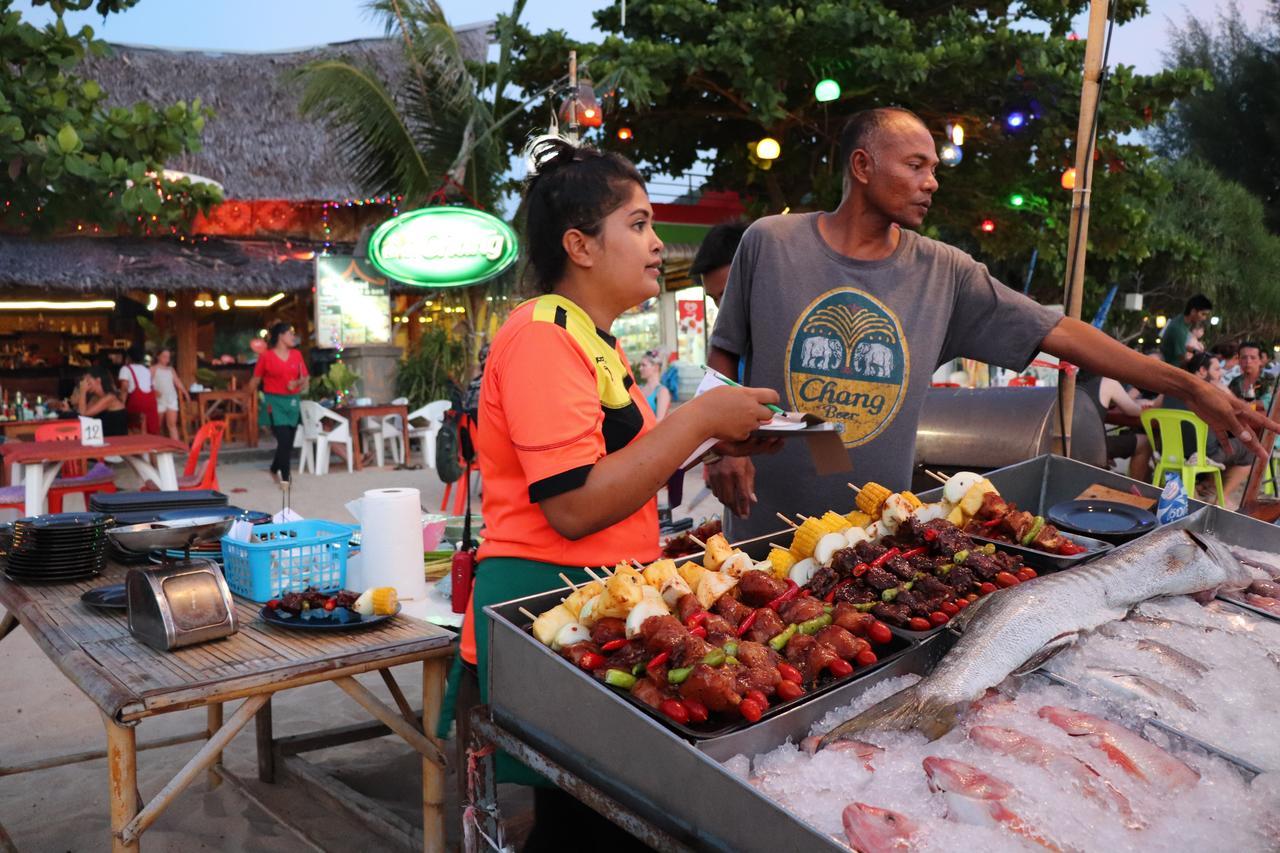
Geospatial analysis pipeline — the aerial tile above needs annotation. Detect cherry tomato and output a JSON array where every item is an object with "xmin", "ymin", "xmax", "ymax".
[
  {"xmin": 1017, "ymin": 567, "xmax": 1038, "ymax": 581},
  {"xmin": 939, "ymin": 600, "xmax": 959, "ymax": 617},
  {"xmin": 775, "ymin": 680, "xmax": 806, "ymax": 701},
  {"xmin": 827, "ymin": 658, "xmax": 854, "ymax": 677},
  {"xmin": 683, "ymin": 698, "xmax": 709, "ymax": 724},
  {"xmin": 978, "ymin": 582, "xmax": 998, "ymax": 595},
  {"xmin": 954, "ymin": 597, "xmax": 970, "ymax": 610},
  {"xmin": 929, "ymin": 610, "xmax": 949, "ymax": 626},
  {"xmin": 867, "ymin": 621, "xmax": 893, "ymax": 645},
  {"xmin": 746, "ymin": 689, "xmax": 770, "ymax": 709},
  {"xmin": 323, "ymin": 598, "xmax": 337, "ymax": 612},
  {"xmin": 907, "ymin": 617, "xmax": 933, "ymax": 632},
  {"xmin": 266, "ymin": 599, "xmax": 281, "ymax": 610},
  {"xmin": 739, "ymin": 698, "xmax": 765, "ymax": 723},
  {"xmin": 659, "ymin": 699, "xmax": 689, "ymax": 725},
  {"xmin": 995, "ymin": 571, "xmax": 1021, "ymax": 588},
  {"xmin": 855, "ymin": 649, "xmax": 878, "ymax": 667},
  {"xmin": 777, "ymin": 662, "xmax": 804, "ymax": 684}
]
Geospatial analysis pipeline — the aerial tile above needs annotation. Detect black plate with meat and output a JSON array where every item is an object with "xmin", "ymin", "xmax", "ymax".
[
  {"xmin": 968, "ymin": 529, "xmax": 1112, "ymax": 572},
  {"xmin": 259, "ymin": 603, "xmax": 399, "ymax": 631}
]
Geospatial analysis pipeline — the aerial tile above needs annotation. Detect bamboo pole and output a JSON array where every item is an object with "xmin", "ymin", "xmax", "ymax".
[{"xmin": 1058, "ymin": 0, "xmax": 1111, "ymax": 458}]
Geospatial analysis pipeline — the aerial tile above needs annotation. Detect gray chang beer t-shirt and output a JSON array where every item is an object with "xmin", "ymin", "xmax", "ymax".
[{"xmin": 710, "ymin": 212, "xmax": 1062, "ymax": 541}]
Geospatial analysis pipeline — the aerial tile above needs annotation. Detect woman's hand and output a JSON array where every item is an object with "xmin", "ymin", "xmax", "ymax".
[{"xmin": 688, "ymin": 385, "xmax": 779, "ymax": 442}]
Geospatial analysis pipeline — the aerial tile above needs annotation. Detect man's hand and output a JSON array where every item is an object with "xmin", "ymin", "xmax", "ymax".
[
  {"xmin": 1185, "ymin": 381, "xmax": 1280, "ymax": 462},
  {"xmin": 706, "ymin": 456, "xmax": 756, "ymax": 518}
]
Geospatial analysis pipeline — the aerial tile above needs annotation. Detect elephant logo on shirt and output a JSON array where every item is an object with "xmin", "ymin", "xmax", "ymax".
[
  {"xmin": 800, "ymin": 335, "xmax": 844, "ymax": 370},
  {"xmin": 785, "ymin": 288, "xmax": 909, "ymax": 448}
]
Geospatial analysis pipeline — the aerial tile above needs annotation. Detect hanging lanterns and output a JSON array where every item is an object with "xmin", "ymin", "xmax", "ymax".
[
  {"xmin": 814, "ymin": 78, "xmax": 841, "ymax": 102},
  {"xmin": 755, "ymin": 137, "xmax": 781, "ymax": 160},
  {"xmin": 1061, "ymin": 167, "xmax": 1077, "ymax": 190},
  {"xmin": 558, "ymin": 81, "xmax": 604, "ymax": 128}
]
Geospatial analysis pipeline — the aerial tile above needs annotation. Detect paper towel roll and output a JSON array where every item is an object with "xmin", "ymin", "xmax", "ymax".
[{"xmin": 356, "ymin": 487, "xmax": 426, "ymax": 600}]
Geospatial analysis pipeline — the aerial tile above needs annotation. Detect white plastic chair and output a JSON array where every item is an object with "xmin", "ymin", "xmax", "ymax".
[
  {"xmin": 360, "ymin": 396, "xmax": 409, "ymax": 468},
  {"xmin": 299, "ymin": 400, "xmax": 353, "ymax": 475},
  {"xmin": 407, "ymin": 400, "xmax": 452, "ymax": 469}
]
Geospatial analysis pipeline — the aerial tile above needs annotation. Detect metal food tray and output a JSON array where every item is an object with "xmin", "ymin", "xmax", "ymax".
[
  {"xmin": 488, "ymin": 600, "xmax": 951, "ymax": 852},
  {"xmin": 967, "ymin": 529, "xmax": 1113, "ymax": 572},
  {"xmin": 487, "ymin": 587, "xmax": 918, "ymax": 742}
]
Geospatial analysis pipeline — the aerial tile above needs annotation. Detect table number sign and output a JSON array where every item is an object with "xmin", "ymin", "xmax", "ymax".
[{"xmin": 79, "ymin": 416, "xmax": 105, "ymax": 446}]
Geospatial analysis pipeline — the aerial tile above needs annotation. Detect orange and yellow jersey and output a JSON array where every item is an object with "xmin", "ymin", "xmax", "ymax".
[{"xmin": 475, "ymin": 294, "xmax": 661, "ymax": 566}]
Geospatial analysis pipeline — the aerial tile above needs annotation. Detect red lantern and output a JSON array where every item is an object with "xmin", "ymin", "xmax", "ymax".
[
  {"xmin": 558, "ymin": 81, "xmax": 604, "ymax": 128},
  {"xmin": 980, "ymin": 219, "xmax": 996, "ymax": 233}
]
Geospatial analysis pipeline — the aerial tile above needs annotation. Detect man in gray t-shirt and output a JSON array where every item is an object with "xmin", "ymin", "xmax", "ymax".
[{"xmin": 708, "ymin": 107, "xmax": 1277, "ymax": 541}]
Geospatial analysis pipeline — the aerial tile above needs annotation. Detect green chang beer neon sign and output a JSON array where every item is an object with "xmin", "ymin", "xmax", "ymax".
[{"xmin": 367, "ymin": 207, "xmax": 518, "ymax": 288}]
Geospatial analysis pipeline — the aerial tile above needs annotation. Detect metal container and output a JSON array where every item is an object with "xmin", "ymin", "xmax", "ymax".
[
  {"xmin": 126, "ymin": 558, "xmax": 238, "ymax": 651},
  {"xmin": 967, "ymin": 529, "xmax": 1113, "ymax": 572},
  {"xmin": 914, "ymin": 387, "xmax": 1107, "ymax": 473},
  {"xmin": 108, "ymin": 514, "xmax": 236, "ymax": 554}
]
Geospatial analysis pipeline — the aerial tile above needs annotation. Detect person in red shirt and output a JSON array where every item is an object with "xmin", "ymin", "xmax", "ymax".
[
  {"xmin": 444, "ymin": 136, "xmax": 779, "ymax": 847},
  {"xmin": 248, "ymin": 322, "xmax": 309, "ymax": 485}
]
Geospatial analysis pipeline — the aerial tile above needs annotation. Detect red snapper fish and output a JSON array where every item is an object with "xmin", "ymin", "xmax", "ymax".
[
  {"xmin": 801, "ymin": 734, "xmax": 883, "ymax": 770},
  {"xmin": 1037, "ymin": 706, "xmax": 1200, "ymax": 791},
  {"xmin": 841, "ymin": 803, "xmax": 920, "ymax": 852},
  {"xmin": 968, "ymin": 725, "xmax": 1142, "ymax": 828},
  {"xmin": 922, "ymin": 756, "xmax": 1071, "ymax": 852}
]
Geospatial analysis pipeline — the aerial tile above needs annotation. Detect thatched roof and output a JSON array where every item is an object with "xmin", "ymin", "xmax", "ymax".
[
  {"xmin": 0, "ymin": 235, "xmax": 316, "ymax": 293},
  {"xmin": 83, "ymin": 26, "xmax": 491, "ymax": 201}
]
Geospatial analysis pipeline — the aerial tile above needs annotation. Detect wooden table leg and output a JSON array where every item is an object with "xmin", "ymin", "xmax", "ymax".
[
  {"xmin": 104, "ymin": 714, "xmax": 139, "ymax": 853},
  {"xmin": 422, "ymin": 659, "xmax": 446, "ymax": 853},
  {"xmin": 206, "ymin": 703, "xmax": 223, "ymax": 790},
  {"xmin": 0, "ymin": 611, "xmax": 17, "ymax": 644},
  {"xmin": 255, "ymin": 697, "xmax": 274, "ymax": 784},
  {"xmin": 351, "ymin": 419, "xmax": 364, "ymax": 471}
]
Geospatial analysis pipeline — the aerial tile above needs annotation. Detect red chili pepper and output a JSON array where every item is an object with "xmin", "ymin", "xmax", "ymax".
[
  {"xmin": 659, "ymin": 698, "xmax": 689, "ymax": 725},
  {"xmin": 685, "ymin": 610, "xmax": 708, "ymax": 630},
  {"xmin": 777, "ymin": 662, "xmax": 804, "ymax": 684},
  {"xmin": 870, "ymin": 547, "xmax": 900, "ymax": 569},
  {"xmin": 929, "ymin": 610, "xmax": 949, "ymax": 626},
  {"xmin": 827, "ymin": 658, "xmax": 854, "ymax": 677},
  {"xmin": 907, "ymin": 617, "xmax": 933, "ymax": 632},
  {"xmin": 867, "ymin": 621, "xmax": 893, "ymax": 645},
  {"xmin": 852, "ymin": 562, "xmax": 870, "ymax": 578},
  {"xmin": 736, "ymin": 609, "xmax": 759, "ymax": 637},
  {"xmin": 824, "ymin": 578, "xmax": 853, "ymax": 603},
  {"xmin": 683, "ymin": 697, "xmax": 709, "ymax": 724},
  {"xmin": 578, "ymin": 652, "xmax": 606, "ymax": 672},
  {"xmin": 978, "ymin": 582, "xmax": 997, "ymax": 595},
  {"xmin": 767, "ymin": 579, "xmax": 801, "ymax": 611},
  {"xmin": 746, "ymin": 689, "xmax": 770, "ymax": 709},
  {"xmin": 855, "ymin": 649, "xmax": 878, "ymax": 667},
  {"xmin": 982, "ymin": 516, "xmax": 1003, "ymax": 528},
  {"xmin": 645, "ymin": 650, "xmax": 670, "ymax": 672},
  {"xmin": 923, "ymin": 528, "xmax": 938, "ymax": 542},
  {"xmin": 995, "ymin": 571, "xmax": 1021, "ymax": 588},
  {"xmin": 688, "ymin": 625, "xmax": 708, "ymax": 639},
  {"xmin": 600, "ymin": 638, "xmax": 628, "ymax": 652},
  {"xmin": 323, "ymin": 598, "xmax": 337, "ymax": 612},
  {"xmin": 739, "ymin": 698, "xmax": 765, "ymax": 723},
  {"xmin": 775, "ymin": 680, "xmax": 805, "ymax": 701},
  {"xmin": 900, "ymin": 547, "xmax": 927, "ymax": 560}
]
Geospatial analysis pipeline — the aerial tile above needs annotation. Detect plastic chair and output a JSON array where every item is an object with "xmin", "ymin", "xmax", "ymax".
[
  {"xmin": 37, "ymin": 420, "xmax": 117, "ymax": 513},
  {"xmin": 360, "ymin": 396, "xmax": 409, "ymax": 468},
  {"xmin": 407, "ymin": 400, "xmax": 452, "ymax": 469},
  {"xmin": 178, "ymin": 421, "xmax": 227, "ymax": 491},
  {"xmin": 1140, "ymin": 408, "xmax": 1225, "ymax": 506},
  {"xmin": 299, "ymin": 401, "xmax": 352, "ymax": 475}
]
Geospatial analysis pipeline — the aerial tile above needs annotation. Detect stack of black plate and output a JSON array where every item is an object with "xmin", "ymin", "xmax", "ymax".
[{"xmin": 5, "ymin": 512, "xmax": 109, "ymax": 583}]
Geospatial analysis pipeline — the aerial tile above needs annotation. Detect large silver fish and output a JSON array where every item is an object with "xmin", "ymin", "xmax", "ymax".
[{"xmin": 820, "ymin": 529, "xmax": 1250, "ymax": 745}]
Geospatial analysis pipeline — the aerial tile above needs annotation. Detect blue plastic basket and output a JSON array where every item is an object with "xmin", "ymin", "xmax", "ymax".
[{"xmin": 220, "ymin": 519, "xmax": 356, "ymax": 602}]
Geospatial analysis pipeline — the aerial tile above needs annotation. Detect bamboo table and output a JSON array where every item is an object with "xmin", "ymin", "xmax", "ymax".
[{"xmin": 0, "ymin": 562, "xmax": 455, "ymax": 852}]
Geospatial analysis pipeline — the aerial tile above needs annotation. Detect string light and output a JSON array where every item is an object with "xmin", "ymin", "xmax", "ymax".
[
  {"xmin": 1061, "ymin": 168, "xmax": 1077, "ymax": 190},
  {"xmin": 939, "ymin": 143, "xmax": 963, "ymax": 166},
  {"xmin": 814, "ymin": 78, "xmax": 841, "ymax": 102},
  {"xmin": 980, "ymin": 219, "xmax": 996, "ymax": 233},
  {"xmin": 950, "ymin": 123, "xmax": 964, "ymax": 146},
  {"xmin": 1006, "ymin": 111, "xmax": 1027, "ymax": 129},
  {"xmin": 617, "ymin": 127, "xmax": 633, "ymax": 141},
  {"xmin": 320, "ymin": 195, "xmax": 403, "ymax": 254},
  {"xmin": 755, "ymin": 137, "xmax": 781, "ymax": 160}
]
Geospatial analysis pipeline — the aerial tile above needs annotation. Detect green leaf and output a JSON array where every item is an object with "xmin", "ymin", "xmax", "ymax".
[
  {"xmin": 55, "ymin": 123, "xmax": 80, "ymax": 153},
  {"xmin": 81, "ymin": 80, "xmax": 101, "ymax": 100},
  {"xmin": 139, "ymin": 187, "xmax": 162, "ymax": 214}
]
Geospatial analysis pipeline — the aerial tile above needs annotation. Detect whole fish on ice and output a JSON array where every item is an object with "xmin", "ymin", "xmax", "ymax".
[
  {"xmin": 820, "ymin": 529, "xmax": 1250, "ymax": 744},
  {"xmin": 922, "ymin": 756, "xmax": 1072, "ymax": 852},
  {"xmin": 1077, "ymin": 667, "xmax": 1199, "ymax": 713},
  {"xmin": 841, "ymin": 803, "xmax": 920, "ymax": 852},
  {"xmin": 1038, "ymin": 705, "xmax": 1200, "ymax": 790}
]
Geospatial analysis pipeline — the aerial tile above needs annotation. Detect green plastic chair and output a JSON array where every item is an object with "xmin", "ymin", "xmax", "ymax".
[{"xmin": 1139, "ymin": 408, "xmax": 1225, "ymax": 506}]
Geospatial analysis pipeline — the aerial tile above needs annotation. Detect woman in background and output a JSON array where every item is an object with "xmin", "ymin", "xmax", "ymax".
[
  {"xmin": 151, "ymin": 348, "xmax": 190, "ymax": 442},
  {"xmin": 636, "ymin": 348, "xmax": 673, "ymax": 419},
  {"xmin": 69, "ymin": 367, "xmax": 129, "ymax": 436},
  {"xmin": 247, "ymin": 322, "xmax": 308, "ymax": 486}
]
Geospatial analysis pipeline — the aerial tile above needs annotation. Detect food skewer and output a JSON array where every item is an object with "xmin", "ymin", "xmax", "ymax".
[
  {"xmin": 518, "ymin": 606, "xmax": 538, "ymax": 622},
  {"xmin": 583, "ymin": 567, "xmax": 606, "ymax": 584},
  {"xmin": 774, "ymin": 512, "xmax": 799, "ymax": 529},
  {"xmin": 686, "ymin": 534, "xmax": 708, "ymax": 549},
  {"xmin": 925, "ymin": 469, "xmax": 949, "ymax": 485},
  {"xmin": 558, "ymin": 572, "xmax": 580, "ymax": 591},
  {"xmin": 846, "ymin": 482, "xmax": 863, "ymax": 493}
]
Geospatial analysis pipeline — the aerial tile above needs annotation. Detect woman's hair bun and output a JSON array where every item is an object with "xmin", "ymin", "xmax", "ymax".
[{"xmin": 523, "ymin": 134, "xmax": 580, "ymax": 181}]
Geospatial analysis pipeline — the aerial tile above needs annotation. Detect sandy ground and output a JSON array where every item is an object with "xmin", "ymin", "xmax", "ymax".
[{"xmin": 0, "ymin": 444, "xmax": 722, "ymax": 852}]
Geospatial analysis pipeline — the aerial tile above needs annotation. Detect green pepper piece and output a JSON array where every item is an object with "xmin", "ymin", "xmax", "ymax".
[
  {"xmin": 631, "ymin": 662, "xmax": 646, "ymax": 676},
  {"xmin": 823, "ymin": 604, "xmax": 834, "ymax": 614},
  {"xmin": 937, "ymin": 562, "xmax": 954, "ymax": 576},
  {"xmin": 854, "ymin": 602, "xmax": 878, "ymax": 612},
  {"xmin": 1020, "ymin": 516, "xmax": 1045, "ymax": 546},
  {"xmin": 605, "ymin": 669, "xmax": 637, "ymax": 689},
  {"xmin": 667, "ymin": 666, "xmax": 693, "ymax": 684},
  {"xmin": 702, "ymin": 647, "xmax": 726, "ymax": 667},
  {"xmin": 953, "ymin": 549, "xmax": 969, "ymax": 564},
  {"xmin": 725, "ymin": 656, "xmax": 739, "ymax": 666},
  {"xmin": 769, "ymin": 624, "xmax": 798, "ymax": 651},
  {"xmin": 903, "ymin": 581, "xmax": 914, "ymax": 591},
  {"xmin": 982, "ymin": 543, "xmax": 996, "ymax": 555},
  {"xmin": 881, "ymin": 587, "xmax": 899, "ymax": 602},
  {"xmin": 798, "ymin": 613, "xmax": 833, "ymax": 635},
  {"xmin": 723, "ymin": 641, "xmax": 739, "ymax": 657}
]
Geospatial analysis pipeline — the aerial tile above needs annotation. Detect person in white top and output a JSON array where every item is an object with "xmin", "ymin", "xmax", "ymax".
[
  {"xmin": 118, "ymin": 346, "xmax": 159, "ymax": 433},
  {"xmin": 151, "ymin": 347, "xmax": 190, "ymax": 441}
]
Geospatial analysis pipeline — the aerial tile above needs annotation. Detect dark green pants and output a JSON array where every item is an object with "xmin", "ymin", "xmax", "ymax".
[{"xmin": 440, "ymin": 557, "xmax": 593, "ymax": 786}]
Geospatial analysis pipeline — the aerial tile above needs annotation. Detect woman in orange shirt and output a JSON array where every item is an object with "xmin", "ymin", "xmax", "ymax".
[{"xmin": 446, "ymin": 137, "xmax": 777, "ymax": 844}]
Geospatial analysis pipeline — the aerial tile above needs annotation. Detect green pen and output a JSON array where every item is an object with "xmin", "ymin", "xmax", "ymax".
[{"xmin": 707, "ymin": 369, "xmax": 785, "ymax": 414}]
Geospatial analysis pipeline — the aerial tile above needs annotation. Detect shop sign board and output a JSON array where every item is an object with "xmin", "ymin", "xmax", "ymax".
[
  {"xmin": 367, "ymin": 207, "xmax": 518, "ymax": 288},
  {"xmin": 314, "ymin": 256, "xmax": 392, "ymax": 348}
]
